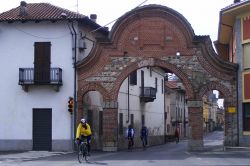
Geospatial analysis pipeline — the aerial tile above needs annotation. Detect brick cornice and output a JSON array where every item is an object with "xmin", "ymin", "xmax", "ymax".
[{"xmin": 194, "ymin": 36, "xmax": 238, "ymax": 81}]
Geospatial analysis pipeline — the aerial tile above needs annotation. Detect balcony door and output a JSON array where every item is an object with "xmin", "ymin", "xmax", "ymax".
[{"xmin": 34, "ymin": 42, "xmax": 51, "ymax": 84}]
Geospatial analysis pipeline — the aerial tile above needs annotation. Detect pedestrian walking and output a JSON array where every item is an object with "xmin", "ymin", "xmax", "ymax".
[
  {"xmin": 126, "ymin": 125, "xmax": 135, "ymax": 149},
  {"xmin": 175, "ymin": 127, "xmax": 179, "ymax": 144},
  {"xmin": 140, "ymin": 125, "xmax": 148, "ymax": 148}
]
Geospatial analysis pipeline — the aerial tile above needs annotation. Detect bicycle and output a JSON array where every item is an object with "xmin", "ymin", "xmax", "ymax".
[{"xmin": 76, "ymin": 138, "xmax": 89, "ymax": 163}]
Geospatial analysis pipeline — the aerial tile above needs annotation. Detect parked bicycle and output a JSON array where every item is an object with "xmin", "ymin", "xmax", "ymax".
[{"xmin": 76, "ymin": 138, "xmax": 89, "ymax": 163}]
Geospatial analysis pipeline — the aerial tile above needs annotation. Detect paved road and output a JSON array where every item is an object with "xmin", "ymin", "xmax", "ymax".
[{"xmin": 1, "ymin": 131, "xmax": 250, "ymax": 166}]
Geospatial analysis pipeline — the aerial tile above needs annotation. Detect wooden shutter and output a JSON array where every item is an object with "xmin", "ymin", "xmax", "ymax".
[{"xmin": 34, "ymin": 42, "xmax": 51, "ymax": 84}]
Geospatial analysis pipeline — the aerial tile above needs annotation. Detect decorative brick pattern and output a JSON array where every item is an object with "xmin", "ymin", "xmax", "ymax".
[{"xmin": 77, "ymin": 5, "xmax": 238, "ymax": 151}]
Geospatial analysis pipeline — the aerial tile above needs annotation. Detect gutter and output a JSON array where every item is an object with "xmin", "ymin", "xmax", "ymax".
[
  {"xmin": 71, "ymin": 22, "xmax": 77, "ymax": 144},
  {"xmin": 126, "ymin": 77, "xmax": 130, "ymax": 123}
]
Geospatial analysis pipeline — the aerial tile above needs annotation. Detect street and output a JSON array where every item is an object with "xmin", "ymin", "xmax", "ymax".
[{"xmin": 1, "ymin": 131, "xmax": 250, "ymax": 166}]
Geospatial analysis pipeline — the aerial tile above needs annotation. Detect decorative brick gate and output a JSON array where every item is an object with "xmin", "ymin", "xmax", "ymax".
[{"xmin": 77, "ymin": 5, "xmax": 238, "ymax": 151}]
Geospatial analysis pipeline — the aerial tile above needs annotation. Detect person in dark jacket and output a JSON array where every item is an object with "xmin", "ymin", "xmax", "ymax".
[
  {"xmin": 126, "ymin": 125, "xmax": 135, "ymax": 148},
  {"xmin": 140, "ymin": 125, "xmax": 148, "ymax": 147}
]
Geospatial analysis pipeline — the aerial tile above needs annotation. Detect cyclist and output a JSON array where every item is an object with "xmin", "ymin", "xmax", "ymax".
[
  {"xmin": 126, "ymin": 124, "xmax": 135, "ymax": 149},
  {"xmin": 76, "ymin": 118, "xmax": 92, "ymax": 155},
  {"xmin": 140, "ymin": 125, "xmax": 148, "ymax": 147}
]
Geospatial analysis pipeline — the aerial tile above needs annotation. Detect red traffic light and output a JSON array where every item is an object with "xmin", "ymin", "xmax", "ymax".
[{"xmin": 68, "ymin": 98, "xmax": 74, "ymax": 114}]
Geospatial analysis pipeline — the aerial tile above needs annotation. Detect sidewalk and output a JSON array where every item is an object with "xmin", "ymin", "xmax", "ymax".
[
  {"xmin": 0, "ymin": 151, "xmax": 71, "ymax": 162},
  {"xmin": 224, "ymin": 146, "xmax": 250, "ymax": 151},
  {"xmin": 203, "ymin": 131, "xmax": 250, "ymax": 152}
]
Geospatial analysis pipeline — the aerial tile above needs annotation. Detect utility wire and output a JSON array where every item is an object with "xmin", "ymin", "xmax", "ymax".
[
  {"xmin": 89, "ymin": 0, "xmax": 148, "ymax": 33},
  {"xmin": 13, "ymin": 25, "xmax": 70, "ymax": 39}
]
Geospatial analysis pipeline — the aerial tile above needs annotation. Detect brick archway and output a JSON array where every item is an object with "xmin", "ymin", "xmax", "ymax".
[
  {"xmin": 110, "ymin": 57, "xmax": 194, "ymax": 100},
  {"xmin": 77, "ymin": 4, "xmax": 238, "ymax": 151},
  {"xmin": 77, "ymin": 82, "xmax": 110, "ymax": 124},
  {"xmin": 198, "ymin": 81, "xmax": 232, "ymax": 99}
]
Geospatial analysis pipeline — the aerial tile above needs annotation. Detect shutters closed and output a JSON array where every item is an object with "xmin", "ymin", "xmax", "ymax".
[
  {"xmin": 33, "ymin": 109, "xmax": 52, "ymax": 151},
  {"xmin": 34, "ymin": 42, "xmax": 51, "ymax": 84}
]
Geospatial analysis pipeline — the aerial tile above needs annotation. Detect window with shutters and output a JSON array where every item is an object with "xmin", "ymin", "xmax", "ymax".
[
  {"xmin": 34, "ymin": 42, "xmax": 51, "ymax": 84},
  {"xmin": 243, "ymin": 43, "xmax": 250, "ymax": 69},
  {"xmin": 18, "ymin": 42, "xmax": 62, "ymax": 91},
  {"xmin": 243, "ymin": 103, "xmax": 250, "ymax": 131},
  {"xmin": 129, "ymin": 70, "xmax": 137, "ymax": 85},
  {"xmin": 119, "ymin": 113, "xmax": 123, "ymax": 135}
]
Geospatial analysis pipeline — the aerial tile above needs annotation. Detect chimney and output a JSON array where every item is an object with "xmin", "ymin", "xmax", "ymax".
[
  {"xmin": 234, "ymin": 0, "xmax": 240, "ymax": 3},
  {"xmin": 19, "ymin": 1, "xmax": 28, "ymax": 16},
  {"xmin": 90, "ymin": 14, "xmax": 97, "ymax": 23}
]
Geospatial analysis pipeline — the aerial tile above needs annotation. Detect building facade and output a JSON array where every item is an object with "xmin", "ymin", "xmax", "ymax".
[
  {"xmin": 117, "ymin": 67, "xmax": 165, "ymax": 149},
  {"xmin": 165, "ymin": 81, "xmax": 188, "ymax": 139},
  {"xmin": 215, "ymin": 0, "xmax": 250, "ymax": 146},
  {"xmin": 0, "ymin": 1, "xmax": 106, "ymax": 151}
]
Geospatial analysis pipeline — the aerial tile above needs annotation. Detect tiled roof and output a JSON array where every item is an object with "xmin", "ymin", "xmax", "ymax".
[
  {"xmin": 165, "ymin": 81, "xmax": 177, "ymax": 89},
  {"xmin": 0, "ymin": 2, "xmax": 86, "ymax": 22},
  {"xmin": 221, "ymin": 0, "xmax": 250, "ymax": 11}
]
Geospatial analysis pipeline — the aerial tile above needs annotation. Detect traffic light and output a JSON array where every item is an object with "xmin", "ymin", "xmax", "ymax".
[{"xmin": 68, "ymin": 97, "xmax": 74, "ymax": 114}]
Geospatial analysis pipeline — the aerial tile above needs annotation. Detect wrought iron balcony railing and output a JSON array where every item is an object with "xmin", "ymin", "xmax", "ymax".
[
  {"xmin": 19, "ymin": 68, "xmax": 62, "ymax": 91},
  {"xmin": 140, "ymin": 87, "xmax": 156, "ymax": 102}
]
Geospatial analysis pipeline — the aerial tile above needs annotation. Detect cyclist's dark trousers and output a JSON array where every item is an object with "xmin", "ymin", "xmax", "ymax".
[
  {"xmin": 128, "ymin": 137, "xmax": 134, "ymax": 146},
  {"xmin": 80, "ymin": 135, "xmax": 91, "ymax": 153},
  {"xmin": 141, "ymin": 136, "xmax": 147, "ymax": 145}
]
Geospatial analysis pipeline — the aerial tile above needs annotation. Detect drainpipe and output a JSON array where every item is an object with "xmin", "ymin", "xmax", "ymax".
[
  {"xmin": 184, "ymin": 95, "xmax": 186, "ymax": 137},
  {"xmin": 164, "ymin": 78, "xmax": 166, "ymax": 143},
  {"xmin": 236, "ymin": 64, "xmax": 239, "ymax": 146},
  {"xmin": 126, "ymin": 77, "xmax": 130, "ymax": 123},
  {"xmin": 68, "ymin": 22, "xmax": 77, "ymax": 149}
]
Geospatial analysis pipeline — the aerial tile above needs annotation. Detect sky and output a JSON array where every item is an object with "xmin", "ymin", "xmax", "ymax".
[
  {"xmin": 0, "ymin": 0, "xmax": 229, "ymax": 107},
  {"xmin": 0, "ymin": 0, "xmax": 233, "ymax": 42}
]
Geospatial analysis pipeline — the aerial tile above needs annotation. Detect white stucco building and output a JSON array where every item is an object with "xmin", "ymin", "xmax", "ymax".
[
  {"xmin": 117, "ymin": 67, "xmax": 166, "ymax": 146},
  {"xmin": 165, "ymin": 81, "xmax": 188, "ymax": 139},
  {"xmin": 0, "ymin": 2, "xmax": 107, "ymax": 151}
]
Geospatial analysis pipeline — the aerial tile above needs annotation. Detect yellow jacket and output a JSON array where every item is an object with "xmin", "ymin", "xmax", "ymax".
[{"xmin": 76, "ymin": 123, "xmax": 92, "ymax": 139}]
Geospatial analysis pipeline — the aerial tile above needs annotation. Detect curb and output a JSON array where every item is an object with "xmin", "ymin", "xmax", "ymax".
[{"xmin": 224, "ymin": 146, "xmax": 250, "ymax": 151}]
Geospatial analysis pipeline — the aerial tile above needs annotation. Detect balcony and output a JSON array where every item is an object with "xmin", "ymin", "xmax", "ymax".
[
  {"xmin": 140, "ymin": 87, "xmax": 156, "ymax": 102},
  {"xmin": 19, "ymin": 68, "xmax": 62, "ymax": 92}
]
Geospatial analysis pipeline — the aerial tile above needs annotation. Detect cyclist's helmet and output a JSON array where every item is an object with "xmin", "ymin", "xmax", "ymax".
[{"xmin": 80, "ymin": 118, "xmax": 86, "ymax": 124}]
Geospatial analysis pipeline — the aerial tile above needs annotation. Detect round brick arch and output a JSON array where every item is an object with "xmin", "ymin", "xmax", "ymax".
[
  {"xmin": 78, "ymin": 82, "xmax": 110, "ymax": 104},
  {"xmin": 198, "ymin": 81, "xmax": 232, "ymax": 100},
  {"xmin": 109, "ymin": 57, "xmax": 195, "ymax": 100}
]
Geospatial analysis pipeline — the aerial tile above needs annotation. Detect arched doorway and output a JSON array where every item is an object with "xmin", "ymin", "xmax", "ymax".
[{"xmin": 77, "ymin": 4, "xmax": 237, "ymax": 151}]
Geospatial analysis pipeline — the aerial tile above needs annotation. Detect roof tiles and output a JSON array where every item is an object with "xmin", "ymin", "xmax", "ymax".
[{"xmin": 0, "ymin": 3, "xmax": 86, "ymax": 22}]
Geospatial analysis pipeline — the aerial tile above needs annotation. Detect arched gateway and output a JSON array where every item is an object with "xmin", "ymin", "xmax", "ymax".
[{"xmin": 77, "ymin": 5, "xmax": 238, "ymax": 151}]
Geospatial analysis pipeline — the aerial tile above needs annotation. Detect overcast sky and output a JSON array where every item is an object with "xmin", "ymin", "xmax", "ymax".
[{"xmin": 0, "ymin": 0, "xmax": 233, "ymax": 42}]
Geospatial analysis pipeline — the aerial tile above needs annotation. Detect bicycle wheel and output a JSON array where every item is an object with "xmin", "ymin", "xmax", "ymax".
[
  {"xmin": 78, "ymin": 143, "xmax": 87, "ymax": 163},
  {"xmin": 83, "ymin": 144, "xmax": 89, "ymax": 162}
]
